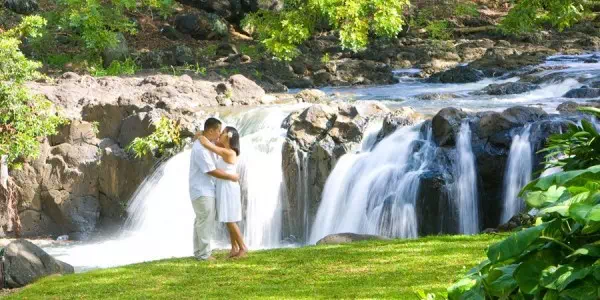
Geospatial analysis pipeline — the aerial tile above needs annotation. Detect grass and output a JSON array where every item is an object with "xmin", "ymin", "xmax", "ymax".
[{"xmin": 6, "ymin": 235, "xmax": 503, "ymax": 299}]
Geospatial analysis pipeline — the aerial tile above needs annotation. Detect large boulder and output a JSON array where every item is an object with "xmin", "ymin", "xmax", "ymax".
[
  {"xmin": 480, "ymin": 82, "xmax": 539, "ymax": 95},
  {"xmin": 316, "ymin": 233, "xmax": 390, "ymax": 245},
  {"xmin": 2, "ymin": 239, "xmax": 74, "ymax": 288},
  {"xmin": 216, "ymin": 75, "xmax": 266, "ymax": 106},
  {"xmin": 180, "ymin": 0, "xmax": 244, "ymax": 22},
  {"xmin": 431, "ymin": 107, "xmax": 468, "ymax": 147},
  {"xmin": 563, "ymin": 87, "xmax": 600, "ymax": 98},
  {"xmin": 295, "ymin": 89, "xmax": 328, "ymax": 103},
  {"xmin": 428, "ymin": 66, "xmax": 485, "ymax": 84},
  {"xmin": 477, "ymin": 106, "xmax": 548, "ymax": 141},
  {"xmin": 174, "ymin": 12, "xmax": 229, "ymax": 40},
  {"xmin": 377, "ymin": 107, "xmax": 421, "ymax": 141}
]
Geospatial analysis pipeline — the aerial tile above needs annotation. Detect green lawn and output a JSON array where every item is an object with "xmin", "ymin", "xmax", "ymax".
[{"xmin": 7, "ymin": 235, "xmax": 503, "ymax": 299}]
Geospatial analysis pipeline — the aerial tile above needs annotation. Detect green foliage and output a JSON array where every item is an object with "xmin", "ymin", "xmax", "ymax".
[
  {"xmin": 197, "ymin": 44, "xmax": 218, "ymax": 58},
  {"xmin": 0, "ymin": 17, "xmax": 66, "ymax": 169},
  {"xmin": 243, "ymin": 0, "xmax": 410, "ymax": 61},
  {"xmin": 448, "ymin": 109, "xmax": 600, "ymax": 299},
  {"xmin": 89, "ymin": 58, "xmax": 140, "ymax": 77},
  {"xmin": 501, "ymin": 0, "xmax": 586, "ymax": 35},
  {"xmin": 454, "ymin": 2, "xmax": 480, "ymax": 17},
  {"xmin": 126, "ymin": 117, "xmax": 182, "ymax": 158},
  {"xmin": 321, "ymin": 53, "xmax": 331, "ymax": 64},
  {"xmin": 55, "ymin": 0, "xmax": 175, "ymax": 55},
  {"xmin": 541, "ymin": 108, "xmax": 600, "ymax": 171},
  {"xmin": 425, "ymin": 20, "xmax": 452, "ymax": 40}
]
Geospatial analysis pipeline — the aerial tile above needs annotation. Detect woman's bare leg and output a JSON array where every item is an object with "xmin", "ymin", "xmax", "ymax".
[
  {"xmin": 230, "ymin": 223, "xmax": 248, "ymax": 258},
  {"xmin": 226, "ymin": 223, "xmax": 239, "ymax": 257}
]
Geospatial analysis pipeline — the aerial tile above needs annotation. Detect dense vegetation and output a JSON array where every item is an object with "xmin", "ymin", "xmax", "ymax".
[
  {"xmin": 448, "ymin": 109, "xmax": 600, "ymax": 299},
  {"xmin": 6, "ymin": 235, "xmax": 503, "ymax": 299},
  {"xmin": 126, "ymin": 116, "xmax": 183, "ymax": 159},
  {"xmin": 0, "ymin": 16, "xmax": 65, "ymax": 170}
]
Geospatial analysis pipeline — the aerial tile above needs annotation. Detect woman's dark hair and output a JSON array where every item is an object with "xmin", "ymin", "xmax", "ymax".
[{"xmin": 224, "ymin": 126, "xmax": 240, "ymax": 156}]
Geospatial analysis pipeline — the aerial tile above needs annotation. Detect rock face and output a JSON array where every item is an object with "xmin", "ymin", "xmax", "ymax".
[
  {"xmin": 2, "ymin": 239, "xmax": 74, "ymax": 288},
  {"xmin": 4, "ymin": 74, "xmax": 268, "ymax": 238},
  {"xmin": 281, "ymin": 102, "xmax": 392, "ymax": 241},
  {"xmin": 316, "ymin": 233, "xmax": 389, "ymax": 245}
]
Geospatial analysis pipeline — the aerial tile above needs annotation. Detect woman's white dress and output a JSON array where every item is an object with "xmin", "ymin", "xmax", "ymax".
[{"xmin": 216, "ymin": 158, "xmax": 242, "ymax": 223}]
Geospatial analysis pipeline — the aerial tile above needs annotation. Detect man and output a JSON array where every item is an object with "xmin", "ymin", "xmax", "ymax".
[{"xmin": 189, "ymin": 117, "xmax": 239, "ymax": 261}]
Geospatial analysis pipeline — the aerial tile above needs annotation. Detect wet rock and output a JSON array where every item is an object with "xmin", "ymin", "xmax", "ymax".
[
  {"xmin": 316, "ymin": 233, "xmax": 390, "ymax": 245},
  {"xmin": 563, "ymin": 87, "xmax": 600, "ymax": 98},
  {"xmin": 4, "ymin": 0, "xmax": 38, "ymax": 14},
  {"xmin": 480, "ymin": 82, "xmax": 539, "ymax": 95},
  {"xmin": 557, "ymin": 100, "xmax": 600, "ymax": 115},
  {"xmin": 432, "ymin": 107, "xmax": 468, "ymax": 146},
  {"xmin": 295, "ymin": 89, "xmax": 328, "ymax": 103},
  {"xmin": 377, "ymin": 107, "xmax": 421, "ymax": 140},
  {"xmin": 416, "ymin": 170, "xmax": 457, "ymax": 236},
  {"xmin": 428, "ymin": 66, "xmax": 484, "ymax": 83},
  {"xmin": 477, "ymin": 106, "xmax": 548, "ymax": 140},
  {"xmin": 497, "ymin": 213, "xmax": 535, "ymax": 232},
  {"xmin": 174, "ymin": 12, "xmax": 228, "ymax": 40},
  {"xmin": 2, "ymin": 240, "xmax": 74, "ymax": 288},
  {"xmin": 416, "ymin": 93, "xmax": 459, "ymax": 101},
  {"xmin": 471, "ymin": 49, "xmax": 554, "ymax": 76}
]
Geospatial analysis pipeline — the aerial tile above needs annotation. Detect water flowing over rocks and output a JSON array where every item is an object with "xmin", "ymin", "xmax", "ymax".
[
  {"xmin": 2, "ymin": 239, "xmax": 74, "ymax": 288},
  {"xmin": 281, "ymin": 102, "xmax": 393, "ymax": 241},
  {"xmin": 479, "ymin": 82, "xmax": 540, "ymax": 95}
]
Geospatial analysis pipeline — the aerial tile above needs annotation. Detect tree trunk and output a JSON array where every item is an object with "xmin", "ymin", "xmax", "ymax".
[{"xmin": 0, "ymin": 155, "xmax": 7, "ymax": 189}]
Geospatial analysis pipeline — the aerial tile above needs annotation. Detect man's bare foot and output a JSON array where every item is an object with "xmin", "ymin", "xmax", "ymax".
[
  {"xmin": 228, "ymin": 251, "xmax": 239, "ymax": 258},
  {"xmin": 233, "ymin": 249, "xmax": 248, "ymax": 259}
]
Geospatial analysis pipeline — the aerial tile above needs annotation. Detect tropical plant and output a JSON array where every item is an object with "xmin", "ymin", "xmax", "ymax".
[
  {"xmin": 89, "ymin": 58, "xmax": 140, "ymax": 77},
  {"xmin": 542, "ymin": 107, "xmax": 600, "ymax": 171},
  {"xmin": 501, "ymin": 0, "xmax": 587, "ymax": 35},
  {"xmin": 447, "ymin": 108, "xmax": 600, "ymax": 299},
  {"xmin": 242, "ymin": 0, "xmax": 410, "ymax": 61},
  {"xmin": 126, "ymin": 117, "xmax": 183, "ymax": 158}
]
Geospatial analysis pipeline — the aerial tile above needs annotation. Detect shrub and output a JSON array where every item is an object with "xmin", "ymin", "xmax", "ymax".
[
  {"xmin": 0, "ymin": 16, "xmax": 67, "ymax": 169},
  {"xmin": 89, "ymin": 58, "xmax": 140, "ymax": 77},
  {"xmin": 126, "ymin": 117, "xmax": 183, "ymax": 158},
  {"xmin": 501, "ymin": 0, "xmax": 587, "ymax": 35},
  {"xmin": 425, "ymin": 20, "xmax": 452, "ymax": 40}
]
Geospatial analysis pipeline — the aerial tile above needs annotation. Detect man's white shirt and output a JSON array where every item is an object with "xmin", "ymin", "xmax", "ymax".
[{"xmin": 189, "ymin": 140, "xmax": 218, "ymax": 200}]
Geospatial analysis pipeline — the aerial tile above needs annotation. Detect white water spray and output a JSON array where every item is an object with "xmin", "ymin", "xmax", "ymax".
[
  {"xmin": 454, "ymin": 121, "xmax": 479, "ymax": 234},
  {"xmin": 501, "ymin": 126, "xmax": 533, "ymax": 223},
  {"xmin": 309, "ymin": 125, "xmax": 434, "ymax": 244}
]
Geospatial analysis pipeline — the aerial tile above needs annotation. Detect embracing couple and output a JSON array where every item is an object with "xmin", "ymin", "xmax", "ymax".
[{"xmin": 188, "ymin": 117, "xmax": 247, "ymax": 261}]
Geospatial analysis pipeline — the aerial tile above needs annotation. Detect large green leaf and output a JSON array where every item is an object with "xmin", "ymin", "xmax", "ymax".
[
  {"xmin": 514, "ymin": 249, "xmax": 560, "ymax": 295},
  {"xmin": 486, "ymin": 264, "xmax": 518, "ymax": 297},
  {"xmin": 447, "ymin": 277, "xmax": 484, "ymax": 300},
  {"xmin": 541, "ymin": 265, "xmax": 591, "ymax": 291},
  {"xmin": 569, "ymin": 203, "xmax": 600, "ymax": 223},
  {"xmin": 559, "ymin": 278, "xmax": 599, "ymax": 300},
  {"xmin": 568, "ymin": 241, "xmax": 600, "ymax": 259},
  {"xmin": 521, "ymin": 166, "xmax": 600, "ymax": 194},
  {"xmin": 526, "ymin": 186, "xmax": 567, "ymax": 208},
  {"xmin": 487, "ymin": 222, "xmax": 550, "ymax": 264}
]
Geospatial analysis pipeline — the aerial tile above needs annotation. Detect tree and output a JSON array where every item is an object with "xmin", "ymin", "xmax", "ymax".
[
  {"xmin": 242, "ymin": 0, "xmax": 410, "ymax": 61},
  {"xmin": 501, "ymin": 0, "xmax": 587, "ymax": 34},
  {"xmin": 0, "ymin": 16, "xmax": 66, "ymax": 187}
]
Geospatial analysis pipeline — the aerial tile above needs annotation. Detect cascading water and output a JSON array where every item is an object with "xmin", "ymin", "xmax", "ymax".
[
  {"xmin": 309, "ymin": 125, "xmax": 435, "ymax": 244},
  {"xmin": 500, "ymin": 126, "xmax": 532, "ymax": 223},
  {"xmin": 43, "ymin": 106, "xmax": 299, "ymax": 271},
  {"xmin": 454, "ymin": 121, "xmax": 479, "ymax": 234}
]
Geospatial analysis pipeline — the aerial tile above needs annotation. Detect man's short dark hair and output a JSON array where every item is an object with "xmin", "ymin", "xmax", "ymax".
[
  {"xmin": 204, "ymin": 118, "xmax": 221, "ymax": 130},
  {"xmin": 204, "ymin": 117, "xmax": 222, "ymax": 131}
]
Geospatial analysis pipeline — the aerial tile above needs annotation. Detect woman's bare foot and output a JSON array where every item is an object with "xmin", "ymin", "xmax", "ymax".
[
  {"xmin": 233, "ymin": 248, "xmax": 248, "ymax": 259},
  {"xmin": 228, "ymin": 250, "xmax": 239, "ymax": 258}
]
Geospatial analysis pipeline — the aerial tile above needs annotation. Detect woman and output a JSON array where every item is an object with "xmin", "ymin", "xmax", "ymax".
[{"xmin": 199, "ymin": 126, "xmax": 248, "ymax": 258}]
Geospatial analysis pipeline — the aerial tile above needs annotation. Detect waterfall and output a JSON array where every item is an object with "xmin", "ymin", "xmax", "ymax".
[
  {"xmin": 454, "ymin": 121, "xmax": 479, "ymax": 234},
  {"xmin": 309, "ymin": 125, "xmax": 435, "ymax": 244},
  {"xmin": 43, "ymin": 107, "xmax": 295, "ymax": 270},
  {"xmin": 500, "ymin": 126, "xmax": 533, "ymax": 223}
]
